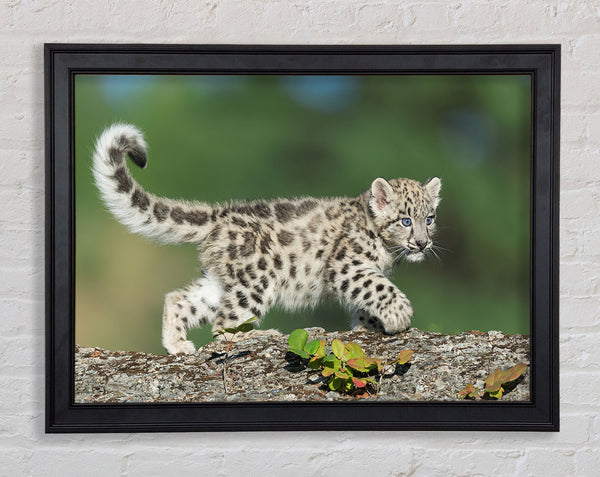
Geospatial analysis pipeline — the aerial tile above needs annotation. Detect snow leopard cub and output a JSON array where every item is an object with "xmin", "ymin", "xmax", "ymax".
[{"xmin": 93, "ymin": 124, "xmax": 442, "ymax": 355}]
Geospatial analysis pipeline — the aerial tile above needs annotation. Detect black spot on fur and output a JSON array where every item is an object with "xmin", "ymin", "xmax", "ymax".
[
  {"xmin": 183, "ymin": 231, "xmax": 197, "ymax": 241},
  {"xmin": 277, "ymin": 230, "xmax": 294, "ymax": 246},
  {"xmin": 190, "ymin": 306, "xmax": 196, "ymax": 315},
  {"xmin": 273, "ymin": 254, "xmax": 282, "ymax": 270},
  {"xmin": 376, "ymin": 284, "xmax": 384, "ymax": 292},
  {"xmin": 353, "ymin": 244, "xmax": 363, "ymax": 254},
  {"xmin": 260, "ymin": 276, "xmax": 269, "ymax": 290},
  {"xmin": 259, "ymin": 234, "xmax": 273, "ymax": 253},
  {"xmin": 231, "ymin": 216, "xmax": 247, "ymax": 227},
  {"xmin": 335, "ymin": 247, "xmax": 346, "ymax": 261},
  {"xmin": 340, "ymin": 279, "xmax": 349, "ymax": 292},
  {"xmin": 245, "ymin": 264, "xmax": 257, "ymax": 280},
  {"xmin": 228, "ymin": 230, "xmax": 238, "ymax": 241},
  {"xmin": 153, "ymin": 202, "xmax": 170, "ymax": 222},
  {"xmin": 351, "ymin": 288, "xmax": 360, "ymax": 299},
  {"xmin": 363, "ymin": 291, "xmax": 372, "ymax": 300},
  {"xmin": 341, "ymin": 264, "xmax": 349, "ymax": 274},
  {"xmin": 305, "ymin": 264, "xmax": 312, "ymax": 275},
  {"xmin": 236, "ymin": 291, "xmax": 249, "ymax": 309},
  {"xmin": 184, "ymin": 210, "xmax": 209, "ymax": 226},
  {"xmin": 108, "ymin": 147, "xmax": 122, "ymax": 165},
  {"xmin": 226, "ymin": 263, "xmax": 235, "ymax": 278},
  {"xmin": 240, "ymin": 231, "xmax": 256, "ymax": 257},
  {"xmin": 257, "ymin": 257, "xmax": 267, "ymax": 270},
  {"xmin": 227, "ymin": 244, "xmax": 238, "ymax": 260},
  {"xmin": 353, "ymin": 273, "xmax": 364, "ymax": 281},
  {"xmin": 363, "ymin": 279, "xmax": 372, "ymax": 288},
  {"xmin": 365, "ymin": 252, "xmax": 377, "ymax": 261},
  {"xmin": 131, "ymin": 188, "xmax": 150, "ymax": 211},
  {"xmin": 113, "ymin": 167, "xmax": 132, "ymax": 193},
  {"xmin": 251, "ymin": 202, "xmax": 272, "ymax": 218},
  {"xmin": 274, "ymin": 202, "xmax": 295, "ymax": 223},
  {"xmin": 236, "ymin": 269, "xmax": 250, "ymax": 288},
  {"xmin": 290, "ymin": 265, "xmax": 297, "ymax": 279},
  {"xmin": 170, "ymin": 207, "xmax": 186, "ymax": 224},
  {"xmin": 302, "ymin": 239, "xmax": 311, "ymax": 252},
  {"xmin": 296, "ymin": 199, "xmax": 318, "ymax": 215},
  {"xmin": 176, "ymin": 326, "xmax": 182, "ymax": 332},
  {"xmin": 315, "ymin": 249, "xmax": 324, "ymax": 259},
  {"xmin": 250, "ymin": 293, "xmax": 263, "ymax": 304},
  {"xmin": 329, "ymin": 270, "xmax": 336, "ymax": 281},
  {"xmin": 251, "ymin": 307, "xmax": 261, "ymax": 317}
]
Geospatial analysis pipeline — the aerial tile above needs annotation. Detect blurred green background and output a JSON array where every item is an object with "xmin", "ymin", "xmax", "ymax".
[{"xmin": 75, "ymin": 74, "xmax": 531, "ymax": 354}]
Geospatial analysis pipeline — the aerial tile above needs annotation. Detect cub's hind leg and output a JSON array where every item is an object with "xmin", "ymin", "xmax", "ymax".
[{"xmin": 162, "ymin": 272, "xmax": 223, "ymax": 355}]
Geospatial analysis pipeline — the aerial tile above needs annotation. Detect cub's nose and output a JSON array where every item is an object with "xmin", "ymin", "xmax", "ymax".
[{"xmin": 416, "ymin": 239, "xmax": 428, "ymax": 250}]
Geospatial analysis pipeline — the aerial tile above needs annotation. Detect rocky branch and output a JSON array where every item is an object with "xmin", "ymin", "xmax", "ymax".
[{"xmin": 75, "ymin": 328, "xmax": 530, "ymax": 403}]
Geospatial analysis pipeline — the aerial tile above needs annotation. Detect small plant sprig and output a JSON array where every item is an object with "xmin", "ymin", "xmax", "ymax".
[
  {"xmin": 459, "ymin": 363, "xmax": 528, "ymax": 400},
  {"xmin": 287, "ymin": 329, "xmax": 413, "ymax": 396},
  {"xmin": 212, "ymin": 316, "xmax": 258, "ymax": 394}
]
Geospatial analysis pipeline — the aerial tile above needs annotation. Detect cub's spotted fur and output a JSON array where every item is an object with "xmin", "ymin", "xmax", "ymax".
[{"xmin": 93, "ymin": 124, "xmax": 442, "ymax": 355}]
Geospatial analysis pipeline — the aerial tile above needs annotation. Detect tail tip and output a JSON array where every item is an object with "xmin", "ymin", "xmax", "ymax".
[{"xmin": 128, "ymin": 146, "xmax": 147, "ymax": 169}]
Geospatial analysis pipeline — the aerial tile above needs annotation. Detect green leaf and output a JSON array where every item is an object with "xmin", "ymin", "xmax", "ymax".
[
  {"xmin": 321, "ymin": 354, "xmax": 340, "ymax": 369},
  {"xmin": 329, "ymin": 377, "xmax": 343, "ymax": 391},
  {"xmin": 235, "ymin": 323, "xmax": 255, "ymax": 333},
  {"xmin": 307, "ymin": 357, "xmax": 323, "ymax": 370},
  {"xmin": 344, "ymin": 342, "xmax": 365, "ymax": 360},
  {"xmin": 322, "ymin": 367, "xmax": 335, "ymax": 377},
  {"xmin": 488, "ymin": 387, "xmax": 504, "ymax": 399},
  {"xmin": 331, "ymin": 339, "xmax": 345, "ymax": 359},
  {"xmin": 288, "ymin": 329, "xmax": 308, "ymax": 350},
  {"xmin": 346, "ymin": 358, "xmax": 368, "ymax": 372},
  {"xmin": 304, "ymin": 339, "xmax": 323, "ymax": 355},
  {"xmin": 287, "ymin": 347, "xmax": 310, "ymax": 359},
  {"xmin": 393, "ymin": 350, "xmax": 414, "ymax": 365},
  {"xmin": 335, "ymin": 370, "xmax": 351, "ymax": 380}
]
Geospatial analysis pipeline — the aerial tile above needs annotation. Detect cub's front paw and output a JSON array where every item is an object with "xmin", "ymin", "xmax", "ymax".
[
  {"xmin": 382, "ymin": 305, "xmax": 413, "ymax": 334},
  {"xmin": 164, "ymin": 339, "xmax": 196, "ymax": 355}
]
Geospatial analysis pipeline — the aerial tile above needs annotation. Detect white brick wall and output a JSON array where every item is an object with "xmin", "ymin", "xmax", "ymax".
[{"xmin": 0, "ymin": 0, "xmax": 598, "ymax": 475}]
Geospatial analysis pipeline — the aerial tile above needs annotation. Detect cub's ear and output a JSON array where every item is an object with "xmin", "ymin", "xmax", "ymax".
[
  {"xmin": 369, "ymin": 178, "xmax": 394, "ymax": 215},
  {"xmin": 423, "ymin": 177, "xmax": 442, "ymax": 206}
]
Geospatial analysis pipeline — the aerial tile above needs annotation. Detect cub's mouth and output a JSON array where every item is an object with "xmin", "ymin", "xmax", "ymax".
[{"xmin": 405, "ymin": 250, "xmax": 426, "ymax": 262}]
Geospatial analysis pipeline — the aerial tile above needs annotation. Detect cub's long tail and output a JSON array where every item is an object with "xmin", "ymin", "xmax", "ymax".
[{"xmin": 92, "ymin": 124, "xmax": 215, "ymax": 244}]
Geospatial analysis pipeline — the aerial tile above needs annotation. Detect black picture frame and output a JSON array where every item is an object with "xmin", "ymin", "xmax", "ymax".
[{"xmin": 45, "ymin": 44, "xmax": 559, "ymax": 432}]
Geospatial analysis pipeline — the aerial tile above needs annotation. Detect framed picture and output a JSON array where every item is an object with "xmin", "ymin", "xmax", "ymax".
[{"xmin": 45, "ymin": 44, "xmax": 559, "ymax": 432}]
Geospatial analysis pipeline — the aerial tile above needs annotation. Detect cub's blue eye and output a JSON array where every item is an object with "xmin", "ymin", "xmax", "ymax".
[
  {"xmin": 426, "ymin": 216, "xmax": 435, "ymax": 225},
  {"xmin": 401, "ymin": 218, "xmax": 412, "ymax": 227}
]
